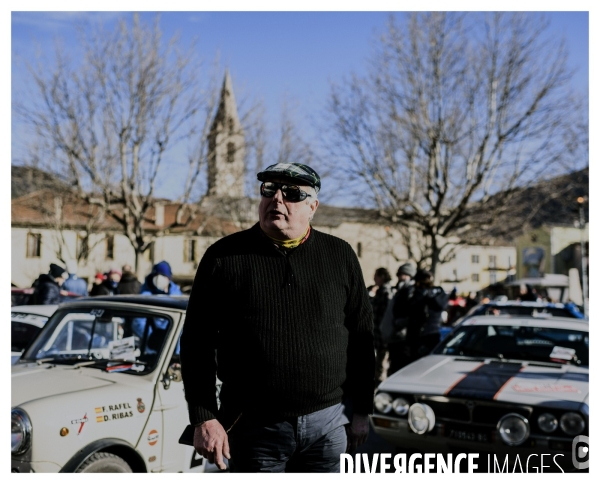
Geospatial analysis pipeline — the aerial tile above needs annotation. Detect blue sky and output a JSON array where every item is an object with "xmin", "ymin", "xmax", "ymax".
[{"xmin": 9, "ymin": 7, "xmax": 592, "ymax": 202}]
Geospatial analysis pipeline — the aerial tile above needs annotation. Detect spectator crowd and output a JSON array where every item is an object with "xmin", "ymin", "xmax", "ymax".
[{"xmin": 27, "ymin": 259, "xmax": 182, "ymax": 305}]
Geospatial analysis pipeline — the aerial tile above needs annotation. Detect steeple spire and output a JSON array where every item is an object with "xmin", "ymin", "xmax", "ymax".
[{"xmin": 207, "ymin": 70, "xmax": 246, "ymax": 197}]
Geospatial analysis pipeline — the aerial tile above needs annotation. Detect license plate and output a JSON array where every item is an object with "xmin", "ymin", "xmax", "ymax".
[{"xmin": 445, "ymin": 428, "xmax": 491, "ymax": 443}]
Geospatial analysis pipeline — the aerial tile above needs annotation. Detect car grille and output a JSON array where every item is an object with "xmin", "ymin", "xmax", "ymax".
[{"xmin": 417, "ymin": 395, "xmax": 532, "ymax": 427}]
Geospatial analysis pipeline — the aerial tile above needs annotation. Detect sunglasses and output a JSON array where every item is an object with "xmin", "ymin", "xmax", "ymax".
[{"xmin": 260, "ymin": 181, "xmax": 312, "ymax": 202}]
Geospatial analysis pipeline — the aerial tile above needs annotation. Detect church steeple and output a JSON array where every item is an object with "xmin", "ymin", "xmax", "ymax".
[{"xmin": 207, "ymin": 70, "xmax": 246, "ymax": 197}]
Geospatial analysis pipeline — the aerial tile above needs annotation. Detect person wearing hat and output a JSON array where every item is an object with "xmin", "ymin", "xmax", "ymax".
[
  {"xmin": 394, "ymin": 262, "xmax": 416, "ymax": 292},
  {"xmin": 90, "ymin": 269, "xmax": 122, "ymax": 296},
  {"xmin": 381, "ymin": 262, "xmax": 418, "ymax": 375},
  {"xmin": 397, "ymin": 269, "xmax": 448, "ymax": 365},
  {"xmin": 30, "ymin": 263, "xmax": 68, "ymax": 305},
  {"xmin": 89, "ymin": 272, "xmax": 107, "ymax": 296},
  {"xmin": 180, "ymin": 163, "xmax": 374, "ymax": 473},
  {"xmin": 140, "ymin": 261, "xmax": 182, "ymax": 295}
]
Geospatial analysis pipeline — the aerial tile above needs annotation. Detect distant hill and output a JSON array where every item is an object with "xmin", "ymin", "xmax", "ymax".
[
  {"xmin": 464, "ymin": 167, "xmax": 589, "ymax": 245},
  {"xmin": 11, "ymin": 165, "xmax": 72, "ymax": 199}
]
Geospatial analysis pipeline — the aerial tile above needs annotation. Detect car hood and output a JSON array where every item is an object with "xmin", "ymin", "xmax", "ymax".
[
  {"xmin": 11, "ymin": 363, "xmax": 115, "ymax": 407},
  {"xmin": 380, "ymin": 355, "xmax": 589, "ymax": 407}
]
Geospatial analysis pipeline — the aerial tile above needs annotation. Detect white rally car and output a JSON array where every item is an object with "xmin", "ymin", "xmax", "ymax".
[
  {"xmin": 11, "ymin": 296, "xmax": 219, "ymax": 473},
  {"xmin": 372, "ymin": 316, "xmax": 589, "ymax": 470},
  {"xmin": 11, "ymin": 305, "xmax": 58, "ymax": 365}
]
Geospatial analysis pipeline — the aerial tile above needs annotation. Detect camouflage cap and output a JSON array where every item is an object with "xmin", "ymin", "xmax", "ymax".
[{"xmin": 257, "ymin": 163, "xmax": 321, "ymax": 193}]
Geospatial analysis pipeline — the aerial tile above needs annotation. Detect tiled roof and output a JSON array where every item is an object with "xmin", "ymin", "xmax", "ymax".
[{"xmin": 11, "ymin": 190, "xmax": 240, "ymax": 237}]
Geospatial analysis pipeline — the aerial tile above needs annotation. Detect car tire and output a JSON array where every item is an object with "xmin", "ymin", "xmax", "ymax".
[{"xmin": 76, "ymin": 452, "xmax": 133, "ymax": 473}]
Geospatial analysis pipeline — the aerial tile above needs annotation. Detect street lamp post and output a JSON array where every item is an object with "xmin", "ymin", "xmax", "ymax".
[{"xmin": 577, "ymin": 197, "xmax": 588, "ymax": 317}]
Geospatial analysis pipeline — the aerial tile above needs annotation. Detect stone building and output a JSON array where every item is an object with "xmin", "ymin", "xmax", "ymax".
[{"xmin": 514, "ymin": 224, "xmax": 589, "ymax": 280}]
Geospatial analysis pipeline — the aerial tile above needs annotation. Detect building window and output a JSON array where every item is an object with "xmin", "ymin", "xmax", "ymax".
[
  {"xmin": 184, "ymin": 239, "xmax": 197, "ymax": 263},
  {"xmin": 77, "ymin": 234, "xmax": 89, "ymax": 261},
  {"xmin": 228, "ymin": 117, "xmax": 234, "ymax": 135},
  {"xmin": 227, "ymin": 142, "xmax": 236, "ymax": 163},
  {"xmin": 471, "ymin": 273, "xmax": 479, "ymax": 282},
  {"xmin": 105, "ymin": 235, "xmax": 114, "ymax": 260},
  {"xmin": 26, "ymin": 233, "xmax": 42, "ymax": 258},
  {"xmin": 144, "ymin": 242, "xmax": 155, "ymax": 262},
  {"xmin": 471, "ymin": 254, "xmax": 479, "ymax": 264},
  {"xmin": 490, "ymin": 272, "xmax": 497, "ymax": 284},
  {"xmin": 489, "ymin": 255, "xmax": 497, "ymax": 268},
  {"xmin": 357, "ymin": 242, "xmax": 362, "ymax": 258}
]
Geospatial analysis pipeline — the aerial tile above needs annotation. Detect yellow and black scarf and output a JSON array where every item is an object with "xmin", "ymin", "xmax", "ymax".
[{"xmin": 264, "ymin": 226, "xmax": 311, "ymax": 250}]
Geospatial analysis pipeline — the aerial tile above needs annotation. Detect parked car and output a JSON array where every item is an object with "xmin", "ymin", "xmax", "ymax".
[
  {"xmin": 11, "ymin": 305, "xmax": 58, "ymax": 365},
  {"xmin": 372, "ymin": 316, "xmax": 588, "ymax": 471},
  {"xmin": 11, "ymin": 295, "xmax": 220, "ymax": 473},
  {"xmin": 453, "ymin": 300, "xmax": 585, "ymax": 327},
  {"xmin": 11, "ymin": 287, "xmax": 82, "ymax": 307}
]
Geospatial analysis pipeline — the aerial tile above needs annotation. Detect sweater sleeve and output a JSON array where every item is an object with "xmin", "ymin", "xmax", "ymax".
[
  {"xmin": 343, "ymin": 246, "xmax": 375, "ymax": 415},
  {"xmin": 180, "ymin": 246, "xmax": 221, "ymax": 426}
]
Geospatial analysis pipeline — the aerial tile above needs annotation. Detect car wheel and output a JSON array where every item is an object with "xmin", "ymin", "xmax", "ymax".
[{"xmin": 76, "ymin": 452, "xmax": 132, "ymax": 473}]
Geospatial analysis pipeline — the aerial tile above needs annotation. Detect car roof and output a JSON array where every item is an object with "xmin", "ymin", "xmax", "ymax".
[
  {"xmin": 11, "ymin": 305, "xmax": 59, "ymax": 317},
  {"xmin": 483, "ymin": 300, "xmax": 567, "ymax": 308},
  {"xmin": 59, "ymin": 295, "xmax": 189, "ymax": 311},
  {"xmin": 463, "ymin": 315, "xmax": 589, "ymax": 332}
]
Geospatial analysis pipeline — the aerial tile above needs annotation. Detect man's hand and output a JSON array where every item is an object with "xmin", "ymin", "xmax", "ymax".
[
  {"xmin": 345, "ymin": 413, "xmax": 370, "ymax": 453},
  {"xmin": 194, "ymin": 419, "xmax": 230, "ymax": 470}
]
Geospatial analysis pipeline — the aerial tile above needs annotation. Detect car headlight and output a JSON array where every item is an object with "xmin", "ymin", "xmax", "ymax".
[
  {"xmin": 560, "ymin": 412, "xmax": 585, "ymax": 436},
  {"xmin": 11, "ymin": 408, "xmax": 32, "ymax": 455},
  {"xmin": 408, "ymin": 403, "xmax": 435, "ymax": 434},
  {"xmin": 537, "ymin": 413, "xmax": 558, "ymax": 433},
  {"xmin": 392, "ymin": 397, "xmax": 410, "ymax": 416},
  {"xmin": 497, "ymin": 413, "xmax": 529, "ymax": 446},
  {"xmin": 374, "ymin": 392, "xmax": 392, "ymax": 414}
]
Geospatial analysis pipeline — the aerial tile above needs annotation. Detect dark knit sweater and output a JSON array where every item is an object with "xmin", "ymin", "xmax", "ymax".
[{"xmin": 180, "ymin": 223, "xmax": 375, "ymax": 427}]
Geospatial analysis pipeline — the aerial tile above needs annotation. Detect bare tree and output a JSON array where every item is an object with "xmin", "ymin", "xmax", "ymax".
[
  {"xmin": 275, "ymin": 98, "xmax": 316, "ymax": 167},
  {"xmin": 326, "ymin": 12, "xmax": 587, "ymax": 276},
  {"xmin": 15, "ymin": 14, "xmax": 222, "ymax": 276}
]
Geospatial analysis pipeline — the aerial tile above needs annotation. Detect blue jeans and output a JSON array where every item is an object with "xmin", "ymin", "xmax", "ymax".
[{"xmin": 228, "ymin": 403, "xmax": 349, "ymax": 473}]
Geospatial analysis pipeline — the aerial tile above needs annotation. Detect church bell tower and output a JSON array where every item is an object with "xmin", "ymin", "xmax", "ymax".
[{"xmin": 207, "ymin": 70, "xmax": 246, "ymax": 197}]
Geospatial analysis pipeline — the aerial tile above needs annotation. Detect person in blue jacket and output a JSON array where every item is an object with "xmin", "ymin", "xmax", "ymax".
[
  {"xmin": 135, "ymin": 261, "xmax": 182, "ymax": 353},
  {"xmin": 140, "ymin": 261, "xmax": 182, "ymax": 296},
  {"xmin": 61, "ymin": 259, "xmax": 89, "ymax": 296}
]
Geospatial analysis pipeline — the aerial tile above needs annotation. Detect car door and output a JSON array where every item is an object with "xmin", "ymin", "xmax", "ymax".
[{"xmin": 154, "ymin": 322, "xmax": 206, "ymax": 473}]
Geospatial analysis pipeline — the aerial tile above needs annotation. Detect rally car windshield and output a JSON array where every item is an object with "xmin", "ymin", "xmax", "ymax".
[
  {"xmin": 435, "ymin": 324, "xmax": 589, "ymax": 366},
  {"xmin": 21, "ymin": 308, "xmax": 173, "ymax": 374}
]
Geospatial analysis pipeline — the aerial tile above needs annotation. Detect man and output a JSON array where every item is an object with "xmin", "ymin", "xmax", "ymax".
[
  {"xmin": 386, "ymin": 262, "xmax": 416, "ymax": 375},
  {"xmin": 394, "ymin": 262, "xmax": 416, "ymax": 294},
  {"xmin": 370, "ymin": 268, "xmax": 393, "ymax": 386},
  {"xmin": 30, "ymin": 263, "xmax": 68, "ymax": 305},
  {"xmin": 61, "ymin": 259, "xmax": 88, "ymax": 296},
  {"xmin": 180, "ymin": 163, "xmax": 374, "ymax": 473},
  {"xmin": 117, "ymin": 264, "xmax": 141, "ymax": 295},
  {"xmin": 397, "ymin": 269, "xmax": 448, "ymax": 363}
]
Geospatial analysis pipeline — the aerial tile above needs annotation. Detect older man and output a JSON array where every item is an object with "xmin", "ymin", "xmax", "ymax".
[{"xmin": 180, "ymin": 163, "xmax": 374, "ymax": 473}]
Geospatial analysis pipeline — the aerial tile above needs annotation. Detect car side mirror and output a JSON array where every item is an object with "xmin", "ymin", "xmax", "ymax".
[{"xmin": 162, "ymin": 362, "xmax": 182, "ymax": 390}]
